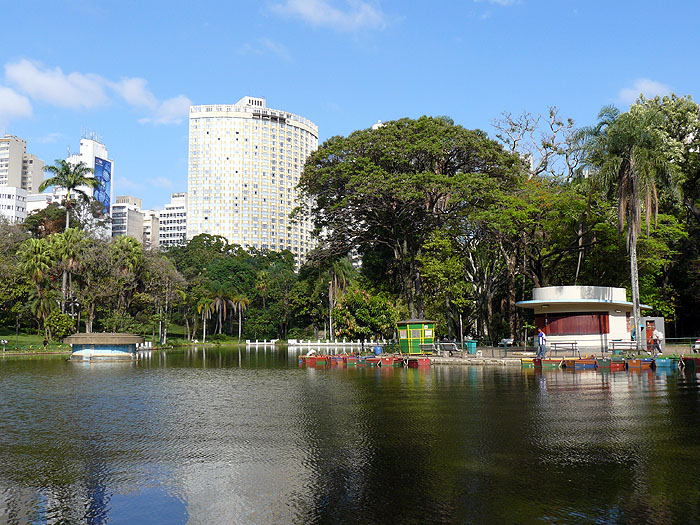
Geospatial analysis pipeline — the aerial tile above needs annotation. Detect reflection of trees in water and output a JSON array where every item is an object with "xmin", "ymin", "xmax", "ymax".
[{"xmin": 0, "ymin": 459, "xmax": 110, "ymax": 524}]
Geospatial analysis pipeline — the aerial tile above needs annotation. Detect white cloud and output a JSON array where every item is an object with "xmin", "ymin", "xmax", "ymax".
[
  {"xmin": 260, "ymin": 39, "xmax": 292, "ymax": 60},
  {"xmin": 270, "ymin": 0, "xmax": 386, "ymax": 31},
  {"xmin": 5, "ymin": 59, "xmax": 107, "ymax": 109},
  {"xmin": 111, "ymin": 77, "xmax": 158, "ymax": 108},
  {"xmin": 139, "ymin": 95, "xmax": 192, "ymax": 125},
  {"xmin": 113, "ymin": 77, "xmax": 191, "ymax": 124},
  {"xmin": 240, "ymin": 38, "xmax": 292, "ymax": 61},
  {"xmin": 0, "ymin": 85, "xmax": 32, "ymax": 129},
  {"xmin": 34, "ymin": 132, "xmax": 65, "ymax": 144},
  {"xmin": 3, "ymin": 59, "xmax": 191, "ymax": 125},
  {"xmin": 618, "ymin": 78, "xmax": 672, "ymax": 105},
  {"xmin": 116, "ymin": 176, "xmax": 145, "ymax": 191},
  {"xmin": 148, "ymin": 176, "xmax": 174, "ymax": 189}
]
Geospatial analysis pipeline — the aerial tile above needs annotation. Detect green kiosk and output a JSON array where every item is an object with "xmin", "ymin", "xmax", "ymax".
[{"xmin": 397, "ymin": 319, "xmax": 436, "ymax": 355}]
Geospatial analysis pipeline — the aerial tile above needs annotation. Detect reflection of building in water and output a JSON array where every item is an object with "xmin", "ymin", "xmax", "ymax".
[
  {"xmin": 517, "ymin": 286, "xmax": 653, "ymax": 353},
  {"xmin": 0, "ymin": 476, "xmax": 108, "ymax": 523}
]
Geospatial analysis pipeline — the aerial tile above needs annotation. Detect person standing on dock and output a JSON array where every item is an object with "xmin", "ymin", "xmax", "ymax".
[
  {"xmin": 537, "ymin": 328, "xmax": 547, "ymax": 359},
  {"xmin": 652, "ymin": 328, "xmax": 663, "ymax": 355}
]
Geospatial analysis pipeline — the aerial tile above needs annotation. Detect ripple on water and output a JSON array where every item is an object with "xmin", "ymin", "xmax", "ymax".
[{"xmin": 2, "ymin": 354, "xmax": 700, "ymax": 523}]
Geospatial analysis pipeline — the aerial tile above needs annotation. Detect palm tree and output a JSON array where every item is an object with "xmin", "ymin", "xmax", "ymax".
[
  {"xmin": 580, "ymin": 105, "xmax": 672, "ymax": 352},
  {"xmin": 39, "ymin": 159, "xmax": 100, "ymax": 230},
  {"xmin": 197, "ymin": 298, "xmax": 213, "ymax": 343},
  {"xmin": 327, "ymin": 258, "xmax": 352, "ymax": 339},
  {"xmin": 17, "ymin": 238, "xmax": 54, "ymax": 336},
  {"xmin": 232, "ymin": 294, "xmax": 250, "ymax": 343},
  {"xmin": 49, "ymin": 228, "xmax": 85, "ymax": 314},
  {"xmin": 210, "ymin": 284, "xmax": 232, "ymax": 335},
  {"xmin": 255, "ymin": 271, "xmax": 271, "ymax": 308}
]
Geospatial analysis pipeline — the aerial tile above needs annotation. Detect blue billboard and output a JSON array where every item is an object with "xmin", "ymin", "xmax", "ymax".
[{"xmin": 94, "ymin": 157, "xmax": 112, "ymax": 215}]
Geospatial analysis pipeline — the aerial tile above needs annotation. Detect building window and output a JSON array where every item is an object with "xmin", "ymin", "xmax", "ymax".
[{"xmin": 535, "ymin": 312, "xmax": 610, "ymax": 335}]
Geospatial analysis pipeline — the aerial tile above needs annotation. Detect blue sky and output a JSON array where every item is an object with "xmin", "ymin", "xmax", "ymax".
[{"xmin": 0, "ymin": 0, "xmax": 697, "ymax": 210}]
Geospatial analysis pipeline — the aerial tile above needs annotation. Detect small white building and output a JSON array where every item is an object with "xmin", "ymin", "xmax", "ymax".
[
  {"xmin": 0, "ymin": 186, "xmax": 27, "ymax": 222},
  {"xmin": 158, "ymin": 192, "xmax": 187, "ymax": 248},
  {"xmin": 112, "ymin": 195, "xmax": 144, "ymax": 240},
  {"xmin": 516, "ymin": 286, "xmax": 652, "ymax": 352}
]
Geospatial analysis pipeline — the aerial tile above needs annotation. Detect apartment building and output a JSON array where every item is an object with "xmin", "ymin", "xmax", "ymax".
[{"xmin": 187, "ymin": 97, "xmax": 317, "ymax": 263}]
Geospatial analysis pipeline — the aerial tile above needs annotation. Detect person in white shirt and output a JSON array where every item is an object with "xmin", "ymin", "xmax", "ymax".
[
  {"xmin": 652, "ymin": 328, "xmax": 663, "ymax": 354},
  {"xmin": 537, "ymin": 328, "xmax": 547, "ymax": 359}
]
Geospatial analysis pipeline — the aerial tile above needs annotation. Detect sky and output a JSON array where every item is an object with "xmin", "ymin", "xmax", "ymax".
[{"xmin": 0, "ymin": 0, "xmax": 698, "ymax": 210}]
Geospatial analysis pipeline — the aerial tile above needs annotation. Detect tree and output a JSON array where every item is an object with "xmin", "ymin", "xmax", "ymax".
[
  {"xmin": 17, "ymin": 238, "xmax": 54, "ymax": 336},
  {"xmin": 493, "ymin": 106, "xmax": 581, "ymax": 181},
  {"xmin": 39, "ymin": 160, "xmax": 101, "ymax": 230},
  {"xmin": 49, "ymin": 228, "xmax": 85, "ymax": 315},
  {"xmin": 580, "ymin": 105, "xmax": 674, "ymax": 351},
  {"xmin": 210, "ymin": 283, "xmax": 232, "ymax": 335},
  {"xmin": 255, "ymin": 271, "xmax": 271, "ymax": 308},
  {"xmin": 110, "ymin": 235, "xmax": 144, "ymax": 311},
  {"xmin": 197, "ymin": 297, "xmax": 213, "ymax": 343},
  {"xmin": 76, "ymin": 239, "xmax": 115, "ymax": 333},
  {"xmin": 328, "ymin": 258, "xmax": 352, "ymax": 339},
  {"xmin": 299, "ymin": 116, "xmax": 521, "ymax": 318},
  {"xmin": 332, "ymin": 288, "xmax": 399, "ymax": 340},
  {"xmin": 22, "ymin": 203, "xmax": 66, "ymax": 237},
  {"xmin": 231, "ymin": 294, "xmax": 250, "ymax": 342}
]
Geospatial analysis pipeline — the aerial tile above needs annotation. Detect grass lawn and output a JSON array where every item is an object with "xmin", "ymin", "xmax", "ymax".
[
  {"xmin": 0, "ymin": 330, "xmax": 71, "ymax": 352},
  {"xmin": 0, "ymin": 322, "xmax": 249, "ymax": 352}
]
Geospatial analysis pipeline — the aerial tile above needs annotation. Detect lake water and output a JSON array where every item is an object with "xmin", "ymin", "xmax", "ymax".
[{"xmin": 2, "ymin": 348, "xmax": 700, "ymax": 524}]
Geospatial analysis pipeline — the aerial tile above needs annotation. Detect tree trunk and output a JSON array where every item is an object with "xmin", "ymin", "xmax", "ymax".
[
  {"xmin": 61, "ymin": 270, "xmax": 67, "ymax": 314},
  {"xmin": 630, "ymin": 238, "xmax": 642, "ymax": 353},
  {"xmin": 162, "ymin": 283, "xmax": 170, "ymax": 345},
  {"xmin": 445, "ymin": 293, "xmax": 452, "ymax": 339},
  {"xmin": 238, "ymin": 309, "xmax": 242, "ymax": 342},
  {"xmin": 498, "ymin": 239, "xmax": 518, "ymax": 339},
  {"xmin": 69, "ymin": 272, "xmax": 74, "ymax": 318},
  {"xmin": 485, "ymin": 296, "xmax": 493, "ymax": 343},
  {"xmin": 87, "ymin": 304, "xmax": 95, "ymax": 333}
]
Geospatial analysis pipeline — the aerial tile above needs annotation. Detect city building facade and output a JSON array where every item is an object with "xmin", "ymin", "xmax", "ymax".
[
  {"xmin": 0, "ymin": 186, "xmax": 27, "ymax": 222},
  {"xmin": 142, "ymin": 209, "xmax": 160, "ymax": 250},
  {"xmin": 66, "ymin": 134, "xmax": 114, "ymax": 217},
  {"xmin": 187, "ymin": 97, "xmax": 317, "ymax": 263},
  {"xmin": 112, "ymin": 195, "xmax": 144, "ymax": 240},
  {"xmin": 158, "ymin": 192, "xmax": 187, "ymax": 248},
  {"xmin": 0, "ymin": 135, "xmax": 44, "ymax": 192}
]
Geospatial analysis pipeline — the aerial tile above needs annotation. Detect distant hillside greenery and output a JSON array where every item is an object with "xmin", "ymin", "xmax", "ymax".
[{"xmin": 2, "ymin": 96, "xmax": 700, "ymax": 344}]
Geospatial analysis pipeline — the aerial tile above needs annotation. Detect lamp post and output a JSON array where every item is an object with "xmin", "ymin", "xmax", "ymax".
[{"xmin": 328, "ymin": 281, "xmax": 333, "ymax": 342}]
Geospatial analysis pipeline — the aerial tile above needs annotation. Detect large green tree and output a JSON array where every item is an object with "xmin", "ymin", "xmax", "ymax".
[{"xmin": 299, "ymin": 116, "xmax": 521, "ymax": 318}]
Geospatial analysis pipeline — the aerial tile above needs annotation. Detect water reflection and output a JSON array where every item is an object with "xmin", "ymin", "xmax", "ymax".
[{"xmin": 2, "ymin": 350, "xmax": 700, "ymax": 523}]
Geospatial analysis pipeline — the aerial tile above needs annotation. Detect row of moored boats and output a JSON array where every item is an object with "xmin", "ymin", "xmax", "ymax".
[
  {"xmin": 299, "ymin": 354, "xmax": 431, "ymax": 368},
  {"xmin": 522, "ymin": 355, "xmax": 699, "ymax": 371}
]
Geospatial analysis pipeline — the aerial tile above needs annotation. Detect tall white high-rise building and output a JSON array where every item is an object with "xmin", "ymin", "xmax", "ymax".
[
  {"xmin": 187, "ymin": 97, "xmax": 317, "ymax": 262},
  {"xmin": 66, "ymin": 133, "xmax": 114, "ymax": 217},
  {"xmin": 0, "ymin": 135, "xmax": 44, "ymax": 192}
]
